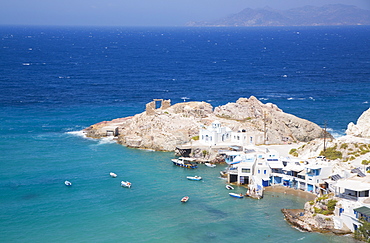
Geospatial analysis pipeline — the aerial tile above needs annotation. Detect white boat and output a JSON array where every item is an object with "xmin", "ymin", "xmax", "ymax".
[
  {"xmin": 171, "ymin": 157, "xmax": 197, "ymax": 169},
  {"xmin": 181, "ymin": 196, "xmax": 189, "ymax": 203},
  {"xmin": 226, "ymin": 185, "xmax": 234, "ymax": 190},
  {"xmin": 109, "ymin": 172, "xmax": 117, "ymax": 178},
  {"xmin": 186, "ymin": 176, "xmax": 202, "ymax": 181},
  {"xmin": 229, "ymin": 193, "xmax": 243, "ymax": 198},
  {"xmin": 205, "ymin": 163, "xmax": 216, "ymax": 168},
  {"xmin": 121, "ymin": 181, "xmax": 131, "ymax": 188},
  {"xmin": 64, "ymin": 181, "xmax": 72, "ymax": 186}
]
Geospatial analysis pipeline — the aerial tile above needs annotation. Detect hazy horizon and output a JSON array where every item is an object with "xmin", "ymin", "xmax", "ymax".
[{"xmin": 1, "ymin": 0, "xmax": 370, "ymax": 27}]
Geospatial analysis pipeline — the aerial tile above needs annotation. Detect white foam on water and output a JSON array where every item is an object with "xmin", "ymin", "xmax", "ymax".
[
  {"xmin": 97, "ymin": 136, "xmax": 117, "ymax": 145},
  {"xmin": 326, "ymin": 127, "xmax": 345, "ymax": 139},
  {"xmin": 66, "ymin": 130, "xmax": 87, "ymax": 138}
]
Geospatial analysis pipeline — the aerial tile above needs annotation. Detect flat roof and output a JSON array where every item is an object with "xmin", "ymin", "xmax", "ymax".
[
  {"xmin": 354, "ymin": 206, "xmax": 370, "ymax": 216},
  {"xmin": 336, "ymin": 179, "xmax": 370, "ymax": 191}
]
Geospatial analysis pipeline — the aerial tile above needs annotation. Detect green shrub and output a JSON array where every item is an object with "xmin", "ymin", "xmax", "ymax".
[
  {"xmin": 314, "ymin": 207, "xmax": 321, "ymax": 214},
  {"xmin": 289, "ymin": 149, "xmax": 298, "ymax": 157},
  {"xmin": 340, "ymin": 143, "xmax": 348, "ymax": 149},
  {"xmin": 317, "ymin": 195, "xmax": 329, "ymax": 202},
  {"xmin": 322, "ymin": 210, "xmax": 332, "ymax": 215},
  {"xmin": 191, "ymin": 136, "xmax": 199, "ymax": 141},
  {"xmin": 362, "ymin": 160, "xmax": 370, "ymax": 165},
  {"xmin": 320, "ymin": 145, "xmax": 342, "ymax": 160},
  {"xmin": 360, "ymin": 150, "xmax": 370, "ymax": 155},
  {"xmin": 327, "ymin": 199, "xmax": 337, "ymax": 211},
  {"xmin": 202, "ymin": 150, "xmax": 209, "ymax": 157}
]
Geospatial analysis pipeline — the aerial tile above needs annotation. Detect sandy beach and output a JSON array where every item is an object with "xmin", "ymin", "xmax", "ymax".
[{"xmin": 264, "ymin": 185, "xmax": 316, "ymax": 201}]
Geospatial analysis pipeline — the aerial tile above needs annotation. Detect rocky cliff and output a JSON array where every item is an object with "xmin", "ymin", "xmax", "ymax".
[
  {"xmin": 83, "ymin": 97, "xmax": 329, "ymax": 151},
  {"xmin": 346, "ymin": 108, "xmax": 370, "ymax": 138},
  {"xmin": 291, "ymin": 107, "xmax": 370, "ymax": 160}
]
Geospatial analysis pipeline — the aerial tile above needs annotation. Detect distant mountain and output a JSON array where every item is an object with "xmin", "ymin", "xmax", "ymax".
[{"xmin": 186, "ymin": 4, "xmax": 370, "ymax": 27}]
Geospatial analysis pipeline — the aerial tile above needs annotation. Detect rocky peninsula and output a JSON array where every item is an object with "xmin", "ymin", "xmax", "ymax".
[
  {"xmin": 83, "ymin": 96, "xmax": 330, "ymax": 152},
  {"xmin": 82, "ymin": 98, "xmax": 370, "ymax": 238}
]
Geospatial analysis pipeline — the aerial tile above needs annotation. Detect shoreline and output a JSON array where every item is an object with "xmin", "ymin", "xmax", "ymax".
[{"xmin": 264, "ymin": 185, "xmax": 316, "ymax": 201}]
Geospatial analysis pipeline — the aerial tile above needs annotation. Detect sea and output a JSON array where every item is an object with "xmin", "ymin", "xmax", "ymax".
[{"xmin": 0, "ymin": 25, "xmax": 369, "ymax": 243}]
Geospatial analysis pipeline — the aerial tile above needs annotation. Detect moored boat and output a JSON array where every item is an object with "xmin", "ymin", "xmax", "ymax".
[
  {"xmin": 205, "ymin": 163, "xmax": 216, "ymax": 168},
  {"xmin": 121, "ymin": 181, "xmax": 132, "ymax": 188},
  {"xmin": 171, "ymin": 157, "xmax": 197, "ymax": 169},
  {"xmin": 226, "ymin": 185, "xmax": 234, "ymax": 190},
  {"xmin": 64, "ymin": 181, "xmax": 72, "ymax": 186},
  {"xmin": 109, "ymin": 172, "xmax": 117, "ymax": 178},
  {"xmin": 186, "ymin": 176, "xmax": 202, "ymax": 181},
  {"xmin": 181, "ymin": 196, "xmax": 189, "ymax": 203},
  {"xmin": 229, "ymin": 193, "xmax": 243, "ymax": 198}
]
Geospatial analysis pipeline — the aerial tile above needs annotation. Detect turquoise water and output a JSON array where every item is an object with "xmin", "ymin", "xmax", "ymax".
[
  {"xmin": 0, "ymin": 106, "xmax": 357, "ymax": 242},
  {"xmin": 1, "ymin": 26, "xmax": 369, "ymax": 242}
]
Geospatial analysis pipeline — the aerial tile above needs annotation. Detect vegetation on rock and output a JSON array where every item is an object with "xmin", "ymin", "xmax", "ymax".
[
  {"xmin": 320, "ymin": 145, "xmax": 342, "ymax": 160},
  {"xmin": 354, "ymin": 218, "xmax": 370, "ymax": 242}
]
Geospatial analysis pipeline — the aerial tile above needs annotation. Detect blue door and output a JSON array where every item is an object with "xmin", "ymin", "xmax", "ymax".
[{"xmin": 307, "ymin": 184, "xmax": 314, "ymax": 192}]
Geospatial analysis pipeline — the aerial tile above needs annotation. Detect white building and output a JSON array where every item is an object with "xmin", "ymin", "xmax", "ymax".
[
  {"xmin": 333, "ymin": 173, "xmax": 370, "ymax": 232},
  {"xmin": 199, "ymin": 121, "xmax": 263, "ymax": 146},
  {"xmin": 199, "ymin": 121, "xmax": 231, "ymax": 146},
  {"xmin": 230, "ymin": 130, "xmax": 264, "ymax": 146}
]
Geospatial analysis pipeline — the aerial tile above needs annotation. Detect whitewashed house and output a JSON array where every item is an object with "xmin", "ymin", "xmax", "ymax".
[
  {"xmin": 227, "ymin": 154, "xmax": 256, "ymax": 185},
  {"xmin": 333, "ymin": 172, "xmax": 370, "ymax": 232},
  {"xmin": 199, "ymin": 121, "xmax": 231, "ymax": 146},
  {"xmin": 199, "ymin": 121, "xmax": 263, "ymax": 146},
  {"xmin": 231, "ymin": 130, "xmax": 264, "ymax": 146}
]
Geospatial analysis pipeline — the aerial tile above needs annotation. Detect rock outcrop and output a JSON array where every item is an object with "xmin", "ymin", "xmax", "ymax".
[
  {"xmin": 214, "ymin": 97, "xmax": 330, "ymax": 143},
  {"xmin": 83, "ymin": 97, "xmax": 330, "ymax": 151},
  {"xmin": 282, "ymin": 195, "xmax": 351, "ymax": 234},
  {"xmin": 346, "ymin": 108, "xmax": 370, "ymax": 138}
]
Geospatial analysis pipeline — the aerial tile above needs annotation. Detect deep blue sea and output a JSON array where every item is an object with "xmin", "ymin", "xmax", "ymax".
[{"xmin": 1, "ymin": 25, "xmax": 369, "ymax": 242}]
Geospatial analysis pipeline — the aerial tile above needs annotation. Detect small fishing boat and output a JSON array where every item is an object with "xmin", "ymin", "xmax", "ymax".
[
  {"xmin": 64, "ymin": 181, "xmax": 72, "ymax": 186},
  {"xmin": 181, "ymin": 196, "xmax": 189, "ymax": 203},
  {"xmin": 205, "ymin": 163, "xmax": 216, "ymax": 168},
  {"xmin": 226, "ymin": 185, "xmax": 234, "ymax": 190},
  {"xmin": 121, "ymin": 181, "xmax": 132, "ymax": 188},
  {"xmin": 229, "ymin": 193, "xmax": 243, "ymax": 198},
  {"xmin": 109, "ymin": 172, "xmax": 117, "ymax": 178},
  {"xmin": 186, "ymin": 176, "xmax": 202, "ymax": 181},
  {"xmin": 171, "ymin": 157, "xmax": 197, "ymax": 169}
]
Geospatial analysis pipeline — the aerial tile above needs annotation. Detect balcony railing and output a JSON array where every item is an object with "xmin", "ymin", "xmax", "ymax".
[{"xmin": 337, "ymin": 193, "xmax": 358, "ymax": 201}]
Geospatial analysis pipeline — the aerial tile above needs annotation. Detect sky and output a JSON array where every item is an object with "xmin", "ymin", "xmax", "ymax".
[{"xmin": 1, "ymin": 0, "xmax": 369, "ymax": 26}]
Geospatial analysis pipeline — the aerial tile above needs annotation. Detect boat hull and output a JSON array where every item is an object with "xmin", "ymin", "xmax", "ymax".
[
  {"xmin": 181, "ymin": 196, "xmax": 189, "ymax": 203},
  {"xmin": 187, "ymin": 176, "xmax": 202, "ymax": 181},
  {"xmin": 121, "ymin": 181, "xmax": 131, "ymax": 188},
  {"xmin": 64, "ymin": 181, "xmax": 72, "ymax": 186},
  {"xmin": 229, "ymin": 193, "xmax": 243, "ymax": 198},
  {"xmin": 172, "ymin": 161, "xmax": 197, "ymax": 169},
  {"xmin": 226, "ymin": 185, "xmax": 234, "ymax": 190}
]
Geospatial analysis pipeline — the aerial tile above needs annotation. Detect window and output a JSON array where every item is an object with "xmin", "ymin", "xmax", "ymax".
[
  {"xmin": 258, "ymin": 170, "xmax": 260, "ymax": 174},
  {"xmin": 242, "ymin": 168, "xmax": 250, "ymax": 173},
  {"xmin": 264, "ymin": 170, "xmax": 267, "ymax": 174}
]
